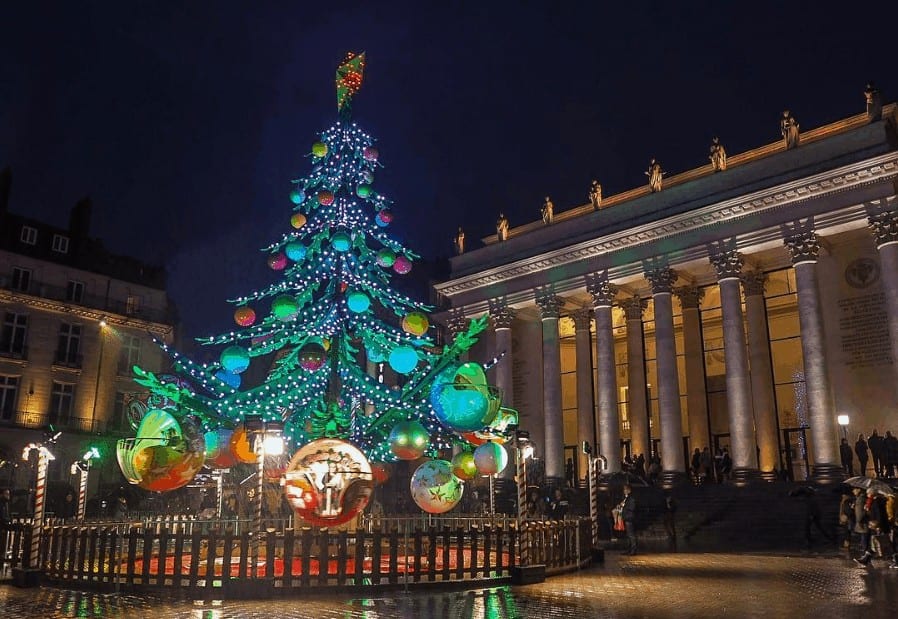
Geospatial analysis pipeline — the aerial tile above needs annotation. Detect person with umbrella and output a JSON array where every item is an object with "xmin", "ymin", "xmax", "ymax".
[{"xmin": 853, "ymin": 487, "xmax": 891, "ymax": 567}]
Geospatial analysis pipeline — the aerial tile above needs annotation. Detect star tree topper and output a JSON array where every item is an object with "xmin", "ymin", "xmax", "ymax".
[{"xmin": 336, "ymin": 51, "xmax": 366, "ymax": 113}]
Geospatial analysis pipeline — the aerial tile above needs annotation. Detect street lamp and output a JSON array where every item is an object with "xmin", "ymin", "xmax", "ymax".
[
  {"xmin": 837, "ymin": 415, "xmax": 850, "ymax": 440},
  {"xmin": 70, "ymin": 447, "xmax": 100, "ymax": 521},
  {"xmin": 244, "ymin": 417, "xmax": 284, "ymax": 553}
]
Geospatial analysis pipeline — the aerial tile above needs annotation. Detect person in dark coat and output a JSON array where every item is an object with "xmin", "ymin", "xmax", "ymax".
[
  {"xmin": 619, "ymin": 484, "xmax": 638, "ymax": 555},
  {"xmin": 789, "ymin": 485, "xmax": 834, "ymax": 548},
  {"xmin": 840, "ymin": 439, "xmax": 854, "ymax": 476},
  {"xmin": 868, "ymin": 430, "xmax": 884, "ymax": 478},
  {"xmin": 855, "ymin": 434, "xmax": 869, "ymax": 477},
  {"xmin": 854, "ymin": 489, "xmax": 889, "ymax": 566},
  {"xmin": 548, "ymin": 488, "xmax": 569, "ymax": 520},
  {"xmin": 0, "ymin": 488, "xmax": 11, "ymax": 529},
  {"xmin": 884, "ymin": 431, "xmax": 898, "ymax": 479}
]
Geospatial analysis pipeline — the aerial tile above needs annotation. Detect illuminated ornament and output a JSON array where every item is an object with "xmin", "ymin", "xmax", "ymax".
[
  {"xmin": 376, "ymin": 248, "xmax": 396, "ymax": 267},
  {"xmin": 283, "ymin": 437, "xmax": 373, "ymax": 526},
  {"xmin": 204, "ymin": 428, "xmax": 237, "ymax": 468},
  {"xmin": 335, "ymin": 51, "xmax": 367, "ymax": 113},
  {"xmin": 346, "ymin": 291, "xmax": 370, "ymax": 313},
  {"xmin": 389, "ymin": 420, "xmax": 430, "ymax": 460},
  {"xmin": 312, "ymin": 141, "xmax": 328, "ymax": 157},
  {"xmin": 318, "ymin": 190, "xmax": 335, "ymax": 206},
  {"xmin": 299, "ymin": 341, "xmax": 327, "ymax": 371},
  {"xmin": 290, "ymin": 189, "xmax": 306, "ymax": 205},
  {"xmin": 339, "ymin": 281, "xmax": 349, "ymax": 293},
  {"xmin": 388, "ymin": 346, "xmax": 418, "ymax": 374},
  {"xmin": 116, "ymin": 409, "xmax": 205, "ymax": 492},
  {"xmin": 366, "ymin": 347, "xmax": 385, "ymax": 363},
  {"xmin": 220, "ymin": 346, "xmax": 250, "ymax": 374},
  {"xmin": 363, "ymin": 146, "xmax": 379, "ymax": 162},
  {"xmin": 268, "ymin": 252, "xmax": 288, "ymax": 271},
  {"xmin": 393, "ymin": 255, "xmax": 412, "ymax": 275},
  {"xmin": 430, "ymin": 362, "xmax": 498, "ymax": 432},
  {"xmin": 234, "ymin": 306, "xmax": 256, "ymax": 327},
  {"xmin": 356, "ymin": 184, "xmax": 372, "ymax": 198},
  {"xmin": 285, "ymin": 241, "xmax": 307, "ymax": 261},
  {"xmin": 371, "ymin": 462, "xmax": 390, "ymax": 485},
  {"xmin": 272, "ymin": 295, "xmax": 300, "ymax": 322},
  {"xmin": 362, "ymin": 170, "xmax": 374, "ymax": 184},
  {"xmin": 214, "ymin": 369, "xmax": 241, "ymax": 389},
  {"xmin": 451, "ymin": 451, "xmax": 478, "ymax": 481},
  {"xmin": 474, "ymin": 441, "xmax": 508, "ymax": 476},
  {"xmin": 229, "ymin": 427, "xmax": 258, "ymax": 464},
  {"xmin": 410, "ymin": 460, "xmax": 463, "ymax": 514},
  {"xmin": 401, "ymin": 312, "xmax": 429, "ymax": 336},
  {"xmin": 374, "ymin": 213, "xmax": 389, "ymax": 227},
  {"xmin": 290, "ymin": 213, "xmax": 307, "ymax": 229},
  {"xmin": 331, "ymin": 231, "xmax": 352, "ymax": 252},
  {"xmin": 468, "ymin": 406, "xmax": 518, "ymax": 444}
]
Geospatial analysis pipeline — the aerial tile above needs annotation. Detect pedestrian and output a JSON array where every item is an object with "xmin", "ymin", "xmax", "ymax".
[
  {"xmin": 564, "ymin": 458, "xmax": 575, "ymax": 488},
  {"xmin": 699, "ymin": 447, "xmax": 713, "ymax": 485},
  {"xmin": 0, "ymin": 488, "xmax": 10, "ymax": 572},
  {"xmin": 884, "ymin": 431, "xmax": 898, "ymax": 479},
  {"xmin": 720, "ymin": 448, "xmax": 732, "ymax": 482},
  {"xmin": 838, "ymin": 491, "xmax": 855, "ymax": 549},
  {"xmin": 840, "ymin": 438, "xmax": 854, "ymax": 476},
  {"xmin": 789, "ymin": 485, "xmax": 834, "ymax": 548},
  {"xmin": 854, "ymin": 489, "xmax": 888, "ymax": 566},
  {"xmin": 634, "ymin": 454, "xmax": 646, "ymax": 480},
  {"xmin": 548, "ymin": 488, "xmax": 569, "ymax": 520},
  {"xmin": 525, "ymin": 489, "xmax": 545, "ymax": 520},
  {"xmin": 619, "ymin": 484, "xmax": 638, "ymax": 555},
  {"xmin": 868, "ymin": 430, "xmax": 884, "ymax": 478},
  {"xmin": 885, "ymin": 494, "xmax": 898, "ymax": 569},
  {"xmin": 62, "ymin": 492, "xmax": 77, "ymax": 522},
  {"xmin": 855, "ymin": 434, "xmax": 869, "ymax": 477},
  {"xmin": 691, "ymin": 448, "xmax": 702, "ymax": 485},
  {"xmin": 663, "ymin": 493, "xmax": 677, "ymax": 546},
  {"xmin": 113, "ymin": 495, "xmax": 128, "ymax": 520},
  {"xmin": 648, "ymin": 454, "xmax": 661, "ymax": 485}
]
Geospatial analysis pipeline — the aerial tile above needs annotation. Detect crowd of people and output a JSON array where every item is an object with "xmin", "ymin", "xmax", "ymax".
[
  {"xmin": 840, "ymin": 429, "xmax": 898, "ymax": 478},
  {"xmin": 839, "ymin": 486, "xmax": 897, "ymax": 568}
]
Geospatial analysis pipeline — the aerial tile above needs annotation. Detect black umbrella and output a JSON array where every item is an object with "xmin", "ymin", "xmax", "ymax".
[{"xmin": 843, "ymin": 476, "xmax": 895, "ymax": 496}]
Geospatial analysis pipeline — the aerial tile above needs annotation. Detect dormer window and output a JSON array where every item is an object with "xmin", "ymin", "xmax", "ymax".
[
  {"xmin": 20, "ymin": 226, "xmax": 37, "ymax": 245},
  {"xmin": 52, "ymin": 234, "xmax": 69, "ymax": 253}
]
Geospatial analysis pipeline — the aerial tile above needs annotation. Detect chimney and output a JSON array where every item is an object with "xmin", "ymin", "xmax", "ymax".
[
  {"xmin": 0, "ymin": 166, "xmax": 10, "ymax": 214},
  {"xmin": 69, "ymin": 196, "xmax": 92, "ymax": 239}
]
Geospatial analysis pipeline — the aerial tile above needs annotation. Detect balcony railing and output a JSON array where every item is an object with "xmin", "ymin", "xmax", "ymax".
[{"xmin": 0, "ymin": 409, "xmax": 107, "ymax": 434}]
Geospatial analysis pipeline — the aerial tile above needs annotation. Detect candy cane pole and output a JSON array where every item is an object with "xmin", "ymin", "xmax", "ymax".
[
  {"xmin": 70, "ymin": 462, "xmax": 88, "ymax": 522},
  {"xmin": 23, "ymin": 443, "xmax": 54, "ymax": 570},
  {"xmin": 588, "ymin": 456, "xmax": 598, "ymax": 548}
]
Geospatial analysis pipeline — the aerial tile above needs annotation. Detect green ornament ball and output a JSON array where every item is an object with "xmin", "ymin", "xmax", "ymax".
[
  {"xmin": 356, "ymin": 184, "xmax": 372, "ymax": 198},
  {"xmin": 272, "ymin": 295, "xmax": 299, "ymax": 322},
  {"xmin": 331, "ymin": 231, "xmax": 352, "ymax": 252},
  {"xmin": 312, "ymin": 142, "xmax": 328, "ymax": 157}
]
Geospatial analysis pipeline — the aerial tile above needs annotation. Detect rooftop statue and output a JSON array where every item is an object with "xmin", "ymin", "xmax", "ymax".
[
  {"xmin": 865, "ymin": 82, "xmax": 882, "ymax": 121},
  {"xmin": 709, "ymin": 137, "xmax": 727, "ymax": 172},
  {"xmin": 589, "ymin": 180, "xmax": 602, "ymax": 210},
  {"xmin": 496, "ymin": 213, "xmax": 509, "ymax": 241},
  {"xmin": 781, "ymin": 110, "xmax": 800, "ymax": 149},
  {"xmin": 541, "ymin": 196, "xmax": 554, "ymax": 224},
  {"xmin": 646, "ymin": 159, "xmax": 665, "ymax": 192},
  {"xmin": 454, "ymin": 226, "xmax": 465, "ymax": 255}
]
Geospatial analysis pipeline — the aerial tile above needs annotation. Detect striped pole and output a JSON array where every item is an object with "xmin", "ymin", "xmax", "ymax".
[
  {"xmin": 77, "ymin": 466, "xmax": 88, "ymax": 522},
  {"xmin": 588, "ymin": 456, "xmax": 598, "ymax": 548},
  {"xmin": 252, "ymin": 436, "xmax": 264, "ymax": 562},
  {"xmin": 22, "ymin": 444, "xmax": 54, "ymax": 570},
  {"xmin": 516, "ymin": 448, "xmax": 529, "ymax": 567}
]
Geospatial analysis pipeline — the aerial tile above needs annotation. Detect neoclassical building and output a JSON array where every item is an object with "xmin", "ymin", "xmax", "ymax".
[{"xmin": 436, "ymin": 96, "xmax": 898, "ymax": 486}]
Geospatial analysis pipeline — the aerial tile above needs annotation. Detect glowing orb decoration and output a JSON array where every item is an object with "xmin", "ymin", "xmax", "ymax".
[
  {"xmin": 376, "ymin": 248, "xmax": 396, "ymax": 267},
  {"xmin": 290, "ymin": 213, "xmax": 307, "ymax": 229},
  {"xmin": 229, "ymin": 427, "xmax": 258, "ymax": 464},
  {"xmin": 283, "ymin": 438, "xmax": 373, "ymax": 527},
  {"xmin": 318, "ymin": 190, "xmax": 335, "ymax": 206},
  {"xmin": 389, "ymin": 420, "xmax": 430, "ymax": 460},
  {"xmin": 356, "ymin": 184, "xmax": 372, "ymax": 198},
  {"xmin": 116, "ymin": 409, "xmax": 205, "ymax": 492},
  {"xmin": 366, "ymin": 346, "xmax": 385, "ymax": 363},
  {"xmin": 401, "ymin": 312, "xmax": 429, "ymax": 336},
  {"xmin": 312, "ymin": 141, "xmax": 328, "ymax": 157},
  {"xmin": 374, "ymin": 212, "xmax": 389, "ymax": 228},
  {"xmin": 451, "ymin": 451, "xmax": 478, "ymax": 481},
  {"xmin": 474, "ymin": 441, "xmax": 508, "ymax": 475},
  {"xmin": 430, "ymin": 363, "xmax": 499, "ymax": 432},
  {"xmin": 290, "ymin": 190, "xmax": 305, "ymax": 205},
  {"xmin": 393, "ymin": 255, "xmax": 412, "ymax": 275},
  {"xmin": 362, "ymin": 146, "xmax": 379, "ymax": 162},
  {"xmin": 331, "ymin": 231, "xmax": 352, "ymax": 252},
  {"xmin": 388, "ymin": 346, "xmax": 418, "ymax": 374},
  {"xmin": 268, "ymin": 252, "xmax": 288, "ymax": 271},
  {"xmin": 220, "ymin": 346, "xmax": 251, "ymax": 374},
  {"xmin": 234, "ymin": 306, "xmax": 256, "ymax": 327},
  {"xmin": 299, "ymin": 341, "xmax": 327, "ymax": 371},
  {"xmin": 204, "ymin": 428, "xmax": 237, "ymax": 468},
  {"xmin": 272, "ymin": 295, "xmax": 299, "ymax": 322},
  {"xmin": 410, "ymin": 460, "xmax": 463, "ymax": 514},
  {"xmin": 285, "ymin": 241, "xmax": 307, "ymax": 261},
  {"xmin": 346, "ymin": 291, "xmax": 370, "ymax": 313},
  {"xmin": 214, "ymin": 369, "xmax": 241, "ymax": 389}
]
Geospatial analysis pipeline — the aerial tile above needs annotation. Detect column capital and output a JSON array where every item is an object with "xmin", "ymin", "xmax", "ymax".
[
  {"xmin": 535, "ymin": 289, "xmax": 562, "ymax": 320},
  {"xmin": 619, "ymin": 295, "xmax": 648, "ymax": 321},
  {"xmin": 867, "ymin": 209, "xmax": 898, "ymax": 249},
  {"xmin": 569, "ymin": 308, "xmax": 592, "ymax": 331},
  {"xmin": 740, "ymin": 271, "xmax": 768, "ymax": 297},
  {"xmin": 645, "ymin": 266, "xmax": 678, "ymax": 294},
  {"xmin": 488, "ymin": 299, "xmax": 516, "ymax": 329},
  {"xmin": 782, "ymin": 225, "xmax": 820, "ymax": 265},
  {"xmin": 446, "ymin": 308, "xmax": 469, "ymax": 336},
  {"xmin": 709, "ymin": 249, "xmax": 744, "ymax": 281},
  {"xmin": 674, "ymin": 286, "xmax": 704, "ymax": 309},
  {"xmin": 585, "ymin": 273, "xmax": 618, "ymax": 307}
]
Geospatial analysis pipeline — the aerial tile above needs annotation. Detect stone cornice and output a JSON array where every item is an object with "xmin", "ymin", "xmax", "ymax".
[{"xmin": 435, "ymin": 152, "xmax": 898, "ymax": 302}]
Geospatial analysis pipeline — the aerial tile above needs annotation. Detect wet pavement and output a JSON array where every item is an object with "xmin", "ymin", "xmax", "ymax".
[{"xmin": 1, "ymin": 551, "xmax": 896, "ymax": 618}]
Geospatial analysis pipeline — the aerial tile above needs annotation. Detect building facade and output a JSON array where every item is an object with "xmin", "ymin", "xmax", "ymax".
[
  {"xmin": 436, "ymin": 98, "xmax": 898, "ymax": 487},
  {"xmin": 0, "ymin": 169, "xmax": 175, "ymax": 509}
]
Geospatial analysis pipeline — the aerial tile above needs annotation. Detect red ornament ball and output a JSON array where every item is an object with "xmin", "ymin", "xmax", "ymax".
[
  {"xmin": 363, "ymin": 147, "xmax": 379, "ymax": 162},
  {"xmin": 318, "ymin": 190, "xmax": 335, "ymax": 206},
  {"xmin": 234, "ymin": 307, "xmax": 256, "ymax": 327},
  {"xmin": 268, "ymin": 252, "xmax": 288, "ymax": 271},
  {"xmin": 378, "ymin": 209, "xmax": 393, "ymax": 224},
  {"xmin": 393, "ymin": 255, "xmax": 412, "ymax": 275}
]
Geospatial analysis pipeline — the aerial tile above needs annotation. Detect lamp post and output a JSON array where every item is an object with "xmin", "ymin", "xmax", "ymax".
[
  {"xmin": 15, "ymin": 442, "xmax": 55, "ymax": 586},
  {"xmin": 70, "ymin": 447, "xmax": 100, "ymax": 522},
  {"xmin": 245, "ymin": 417, "xmax": 284, "ymax": 558},
  {"xmin": 837, "ymin": 415, "xmax": 850, "ymax": 441}
]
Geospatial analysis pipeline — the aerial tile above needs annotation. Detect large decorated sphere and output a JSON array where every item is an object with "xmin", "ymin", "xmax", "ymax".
[
  {"xmin": 268, "ymin": 252, "xmax": 288, "ymax": 271},
  {"xmin": 116, "ymin": 409, "xmax": 205, "ymax": 492},
  {"xmin": 204, "ymin": 428, "xmax": 237, "ymax": 468},
  {"xmin": 285, "ymin": 241, "xmax": 307, "ymax": 261},
  {"xmin": 388, "ymin": 346, "xmax": 418, "ymax": 374},
  {"xmin": 283, "ymin": 438, "xmax": 373, "ymax": 527},
  {"xmin": 289, "ymin": 190, "xmax": 306, "ymax": 205},
  {"xmin": 299, "ymin": 341, "xmax": 327, "ymax": 371},
  {"xmin": 234, "ymin": 306, "xmax": 256, "ymax": 327},
  {"xmin": 311, "ymin": 141, "xmax": 328, "ymax": 157},
  {"xmin": 346, "ymin": 291, "xmax": 370, "ymax": 313},
  {"xmin": 229, "ymin": 427, "xmax": 258, "ymax": 464},
  {"xmin": 272, "ymin": 295, "xmax": 299, "ymax": 322},
  {"xmin": 430, "ymin": 363, "xmax": 497, "ymax": 432},
  {"xmin": 376, "ymin": 248, "xmax": 396, "ymax": 268},
  {"xmin": 318, "ymin": 190, "xmax": 335, "ymax": 206},
  {"xmin": 356, "ymin": 184, "xmax": 372, "ymax": 198},
  {"xmin": 401, "ymin": 312, "xmax": 429, "ymax": 336},
  {"xmin": 331, "ymin": 231, "xmax": 352, "ymax": 252},
  {"xmin": 220, "ymin": 346, "xmax": 250, "ymax": 374},
  {"xmin": 410, "ymin": 460, "xmax": 463, "ymax": 514},
  {"xmin": 389, "ymin": 420, "xmax": 430, "ymax": 460},
  {"xmin": 451, "ymin": 451, "xmax": 478, "ymax": 481},
  {"xmin": 393, "ymin": 255, "xmax": 412, "ymax": 275},
  {"xmin": 474, "ymin": 441, "xmax": 508, "ymax": 476}
]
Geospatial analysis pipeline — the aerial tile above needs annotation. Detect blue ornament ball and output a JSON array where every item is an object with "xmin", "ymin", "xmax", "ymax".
[
  {"xmin": 366, "ymin": 347, "xmax": 385, "ymax": 363},
  {"xmin": 347, "ymin": 291, "xmax": 370, "ymax": 313},
  {"xmin": 220, "ymin": 346, "xmax": 250, "ymax": 374},
  {"xmin": 388, "ymin": 346, "xmax": 418, "ymax": 374},
  {"xmin": 285, "ymin": 241, "xmax": 307, "ymax": 261},
  {"xmin": 289, "ymin": 190, "xmax": 305, "ymax": 205},
  {"xmin": 214, "ymin": 369, "xmax": 242, "ymax": 389},
  {"xmin": 332, "ymin": 231, "xmax": 352, "ymax": 252}
]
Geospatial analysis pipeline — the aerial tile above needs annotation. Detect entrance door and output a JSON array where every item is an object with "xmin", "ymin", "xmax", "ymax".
[{"xmin": 781, "ymin": 427, "xmax": 810, "ymax": 482}]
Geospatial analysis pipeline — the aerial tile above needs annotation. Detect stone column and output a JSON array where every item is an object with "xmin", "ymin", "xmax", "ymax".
[
  {"xmin": 489, "ymin": 299, "xmax": 516, "ymax": 482},
  {"xmin": 619, "ymin": 296, "xmax": 650, "ymax": 460},
  {"xmin": 867, "ymin": 204, "xmax": 898, "ymax": 383},
  {"xmin": 588, "ymin": 275, "xmax": 621, "ymax": 473},
  {"xmin": 741, "ymin": 271, "xmax": 779, "ymax": 480},
  {"xmin": 536, "ymin": 289, "xmax": 564, "ymax": 486},
  {"xmin": 645, "ymin": 266, "xmax": 686, "ymax": 480},
  {"xmin": 783, "ymin": 228, "xmax": 841, "ymax": 480},
  {"xmin": 674, "ymin": 286, "xmax": 710, "ymax": 452},
  {"xmin": 709, "ymin": 249, "xmax": 758, "ymax": 480},
  {"xmin": 571, "ymin": 309, "xmax": 595, "ymax": 485}
]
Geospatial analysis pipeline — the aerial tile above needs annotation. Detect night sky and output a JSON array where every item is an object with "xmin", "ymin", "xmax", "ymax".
[{"xmin": 2, "ymin": 2, "xmax": 895, "ymax": 341}]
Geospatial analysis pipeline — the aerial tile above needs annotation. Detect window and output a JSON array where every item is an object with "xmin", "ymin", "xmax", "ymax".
[
  {"xmin": 113, "ymin": 391, "xmax": 129, "ymax": 431},
  {"xmin": 66, "ymin": 280, "xmax": 84, "ymax": 303},
  {"xmin": 11, "ymin": 267, "xmax": 31, "ymax": 293},
  {"xmin": 56, "ymin": 323, "xmax": 82, "ymax": 366},
  {"xmin": 0, "ymin": 375, "xmax": 18, "ymax": 420},
  {"xmin": 49, "ymin": 381, "xmax": 75, "ymax": 424},
  {"xmin": 119, "ymin": 335, "xmax": 141, "ymax": 373},
  {"xmin": 52, "ymin": 234, "xmax": 69, "ymax": 253},
  {"xmin": 0, "ymin": 312, "xmax": 27, "ymax": 357},
  {"xmin": 126, "ymin": 295, "xmax": 141, "ymax": 315},
  {"xmin": 20, "ymin": 225, "xmax": 37, "ymax": 245}
]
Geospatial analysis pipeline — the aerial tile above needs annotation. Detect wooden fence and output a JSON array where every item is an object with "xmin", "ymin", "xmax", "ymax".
[{"xmin": 3, "ymin": 517, "xmax": 593, "ymax": 597}]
